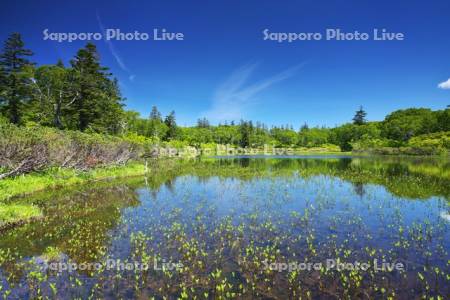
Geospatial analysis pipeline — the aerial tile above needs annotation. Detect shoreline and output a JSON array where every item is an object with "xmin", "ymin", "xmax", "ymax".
[
  {"xmin": 1, "ymin": 153, "xmax": 448, "ymax": 230},
  {"xmin": 0, "ymin": 163, "xmax": 147, "ymax": 228}
]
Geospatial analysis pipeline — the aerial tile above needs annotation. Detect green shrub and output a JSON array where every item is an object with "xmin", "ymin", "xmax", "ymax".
[
  {"xmin": 0, "ymin": 123, "xmax": 146, "ymax": 178},
  {"xmin": 0, "ymin": 203, "xmax": 42, "ymax": 225},
  {"xmin": 408, "ymin": 131, "xmax": 450, "ymax": 149}
]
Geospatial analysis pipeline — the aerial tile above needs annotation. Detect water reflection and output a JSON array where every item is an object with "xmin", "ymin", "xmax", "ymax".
[{"xmin": 0, "ymin": 156, "xmax": 448, "ymax": 299}]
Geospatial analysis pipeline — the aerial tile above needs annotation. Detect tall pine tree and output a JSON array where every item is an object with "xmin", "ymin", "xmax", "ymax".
[
  {"xmin": 164, "ymin": 111, "xmax": 177, "ymax": 140},
  {"xmin": 70, "ymin": 43, "xmax": 123, "ymax": 133},
  {"xmin": 148, "ymin": 105, "xmax": 167, "ymax": 139},
  {"xmin": 353, "ymin": 106, "xmax": 367, "ymax": 125},
  {"xmin": 0, "ymin": 33, "xmax": 34, "ymax": 124},
  {"xmin": 149, "ymin": 105, "xmax": 162, "ymax": 121}
]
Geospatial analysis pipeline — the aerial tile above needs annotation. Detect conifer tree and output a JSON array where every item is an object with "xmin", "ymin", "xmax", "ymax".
[
  {"xmin": 148, "ymin": 105, "xmax": 167, "ymax": 138},
  {"xmin": 239, "ymin": 120, "xmax": 252, "ymax": 147},
  {"xmin": 70, "ymin": 43, "xmax": 123, "ymax": 132},
  {"xmin": 164, "ymin": 110, "xmax": 177, "ymax": 140},
  {"xmin": 353, "ymin": 106, "xmax": 367, "ymax": 125},
  {"xmin": 149, "ymin": 105, "xmax": 162, "ymax": 121},
  {"xmin": 56, "ymin": 59, "xmax": 64, "ymax": 68},
  {"xmin": 197, "ymin": 117, "xmax": 210, "ymax": 128},
  {"xmin": 0, "ymin": 33, "xmax": 34, "ymax": 124}
]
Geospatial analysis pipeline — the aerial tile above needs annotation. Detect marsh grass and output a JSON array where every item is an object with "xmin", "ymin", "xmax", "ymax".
[
  {"xmin": 0, "ymin": 163, "xmax": 147, "ymax": 226},
  {"xmin": 0, "ymin": 203, "xmax": 42, "ymax": 227},
  {"xmin": 0, "ymin": 156, "xmax": 448, "ymax": 299},
  {"xmin": 0, "ymin": 163, "xmax": 146, "ymax": 202}
]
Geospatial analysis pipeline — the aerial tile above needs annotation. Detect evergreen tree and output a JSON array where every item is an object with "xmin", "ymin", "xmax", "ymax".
[
  {"xmin": 164, "ymin": 110, "xmax": 177, "ymax": 140},
  {"xmin": 70, "ymin": 43, "xmax": 123, "ymax": 132},
  {"xmin": 149, "ymin": 105, "xmax": 162, "ymax": 121},
  {"xmin": 300, "ymin": 122, "xmax": 309, "ymax": 131},
  {"xmin": 148, "ymin": 105, "xmax": 166, "ymax": 139},
  {"xmin": 0, "ymin": 33, "xmax": 34, "ymax": 124},
  {"xmin": 353, "ymin": 106, "xmax": 367, "ymax": 125},
  {"xmin": 97, "ymin": 77, "xmax": 124, "ymax": 134},
  {"xmin": 436, "ymin": 106, "xmax": 450, "ymax": 132},
  {"xmin": 239, "ymin": 120, "xmax": 252, "ymax": 147},
  {"xmin": 56, "ymin": 59, "xmax": 64, "ymax": 68},
  {"xmin": 197, "ymin": 117, "xmax": 210, "ymax": 128}
]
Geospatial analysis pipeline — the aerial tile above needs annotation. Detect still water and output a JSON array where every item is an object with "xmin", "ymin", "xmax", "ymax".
[{"xmin": 0, "ymin": 156, "xmax": 449, "ymax": 299}]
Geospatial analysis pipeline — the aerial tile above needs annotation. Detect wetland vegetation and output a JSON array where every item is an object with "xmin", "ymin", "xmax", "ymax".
[
  {"xmin": 0, "ymin": 156, "xmax": 449, "ymax": 299},
  {"xmin": 0, "ymin": 31, "xmax": 450, "ymax": 299}
]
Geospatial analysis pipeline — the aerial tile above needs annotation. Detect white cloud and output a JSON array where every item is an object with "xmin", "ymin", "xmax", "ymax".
[
  {"xmin": 96, "ymin": 12, "xmax": 135, "ymax": 82},
  {"xmin": 203, "ymin": 63, "xmax": 304, "ymax": 122},
  {"xmin": 438, "ymin": 78, "xmax": 450, "ymax": 89}
]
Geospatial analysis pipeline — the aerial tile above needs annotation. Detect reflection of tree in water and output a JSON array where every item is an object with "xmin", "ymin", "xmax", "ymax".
[
  {"xmin": 201, "ymin": 157, "xmax": 449, "ymax": 200},
  {"xmin": 1, "ymin": 156, "xmax": 449, "ymax": 298},
  {"xmin": 337, "ymin": 157, "xmax": 353, "ymax": 170},
  {"xmin": 164, "ymin": 178, "xmax": 175, "ymax": 192},
  {"xmin": 240, "ymin": 158, "xmax": 250, "ymax": 167},
  {"xmin": 352, "ymin": 182, "xmax": 366, "ymax": 197},
  {"xmin": 0, "ymin": 182, "xmax": 141, "ymax": 267}
]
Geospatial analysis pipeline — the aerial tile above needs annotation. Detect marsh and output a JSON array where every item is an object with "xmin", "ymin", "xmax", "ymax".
[{"xmin": 0, "ymin": 156, "xmax": 448, "ymax": 299}]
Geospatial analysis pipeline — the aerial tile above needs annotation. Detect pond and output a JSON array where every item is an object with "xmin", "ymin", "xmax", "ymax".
[{"xmin": 0, "ymin": 156, "xmax": 449, "ymax": 299}]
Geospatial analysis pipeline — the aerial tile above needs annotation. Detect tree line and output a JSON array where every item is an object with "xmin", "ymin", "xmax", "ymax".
[{"xmin": 1, "ymin": 33, "xmax": 449, "ymax": 152}]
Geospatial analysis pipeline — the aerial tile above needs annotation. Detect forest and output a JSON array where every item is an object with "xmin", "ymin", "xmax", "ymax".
[
  {"xmin": 1, "ymin": 32, "xmax": 449, "ymax": 180},
  {"xmin": 2, "ymin": 0, "xmax": 450, "ymax": 298}
]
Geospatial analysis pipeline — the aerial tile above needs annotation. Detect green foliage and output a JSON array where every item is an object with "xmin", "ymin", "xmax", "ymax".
[
  {"xmin": 298, "ymin": 127, "xmax": 330, "ymax": 147},
  {"xmin": 164, "ymin": 110, "xmax": 178, "ymax": 140},
  {"xmin": 352, "ymin": 105, "xmax": 367, "ymax": 125},
  {"xmin": 0, "ymin": 33, "xmax": 34, "ymax": 124},
  {"xmin": 0, "ymin": 203, "xmax": 41, "ymax": 225},
  {"xmin": 270, "ymin": 127, "xmax": 298, "ymax": 146},
  {"xmin": 0, "ymin": 156, "xmax": 448, "ymax": 298},
  {"xmin": 70, "ymin": 43, "xmax": 124, "ymax": 133},
  {"xmin": 435, "ymin": 108, "xmax": 450, "ymax": 131},
  {"xmin": 0, "ymin": 123, "xmax": 144, "ymax": 178},
  {"xmin": 408, "ymin": 131, "xmax": 450, "ymax": 150},
  {"xmin": 301, "ymin": 143, "xmax": 341, "ymax": 153},
  {"xmin": 0, "ymin": 162, "xmax": 146, "ymax": 202},
  {"xmin": 351, "ymin": 137, "xmax": 391, "ymax": 150},
  {"xmin": 29, "ymin": 64, "xmax": 76, "ymax": 128},
  {"xmin": 213, "ymin": 125, "xmax": 241, "ymax": 145},
  {"xmin": 197, "ymin": 117, "xmax": 210, "ymax": 128},
  {"xmin": 123, "ymin": 110, "xmax": 166, "ymax": 139},
  {"xmin": 381, "ymin": 108, "xmax": 438, "ymax": 141},
  {"xmin": 0, "ymin": 114, "xmax": 8, "ymax": 124},
  {"xmin": 149, "ymin": 107, "xmax": 168, "ymax": 139},
  {"xmin": 359, "ymin": 146, "xmax": 443, "ymax": 156},
  {"xmin": 0, "ymin": 32, "xmax": 448, "ymax": 156},
  {"xmin": 330, "ymin": 122, "xmax": 381, "ymax": 151},
  {"xmin": 180, "ymin": 127, "xmax": 214, "ymax": 145}
]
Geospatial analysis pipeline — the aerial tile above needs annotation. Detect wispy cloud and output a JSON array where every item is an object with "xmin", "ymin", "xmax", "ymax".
[
  {"xmin": 96, "ymin": 12, "xmax": 135, "ymax": 82},
  {"xmin": 203, "ymin": 62, "xmax": 304, "ymax": 122},
  {"xmin": 438, "ymin": 78, "xmax": 450, "ymax": 89}
]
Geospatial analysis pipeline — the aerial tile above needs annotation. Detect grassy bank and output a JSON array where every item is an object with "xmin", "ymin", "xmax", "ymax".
[
  {"xmin": 0, "ymin": 204, "xmax": 43, "ymax": 227},
  {"xmin": 0, "ymin": 162, "xmax": 146, "ymax": 202},
  {"xmin": 0, "ymin": 162, "xmax": 146, "ymax": 228}
]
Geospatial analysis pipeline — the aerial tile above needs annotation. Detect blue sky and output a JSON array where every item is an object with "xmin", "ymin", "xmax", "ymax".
[{"xmin": 1, "ymin": 0, "xmax": 449, "ymax": 127}]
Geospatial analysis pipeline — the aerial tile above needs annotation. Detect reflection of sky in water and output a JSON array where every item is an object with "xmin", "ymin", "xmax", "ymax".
[
  {"xmin": 113, "ymin": 173, "xmax": 448, "ymax": 259},
  {"xmin": 1, "ymin": 156, "xmax": 449, "ymax": 299}
]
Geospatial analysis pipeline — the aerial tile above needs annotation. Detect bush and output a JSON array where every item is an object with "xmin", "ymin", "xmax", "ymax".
[
  {"xmin": 355, "ymin": 146, "xmax": 444, "ymax": 156},
  {"xmin": 408, "ymin": 131, "xmax": 450, "ymax": 150},
  {"xmin": 0, "ymin": 124, "xmax": 145, "ymax": 178},
  {"xmin": 0, "ymin": 123, "xmax": 49, "ymax": 178},
  {"xmin": 351, "ymin": 137, "xmax": 392, "ymax": 151}
]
